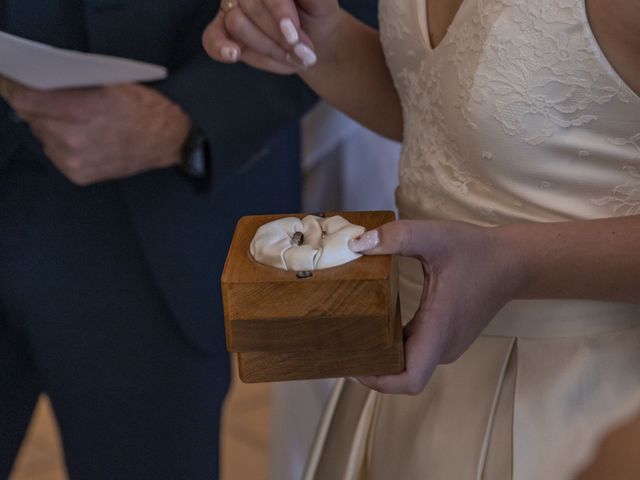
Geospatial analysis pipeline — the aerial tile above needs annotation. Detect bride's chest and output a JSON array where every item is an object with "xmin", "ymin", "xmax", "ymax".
[{"xmin": 379, "ymin": 0, "xmax": 637, "ymax": 150}]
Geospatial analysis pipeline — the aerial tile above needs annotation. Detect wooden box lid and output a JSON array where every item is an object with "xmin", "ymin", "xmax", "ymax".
[{"xmin": 221, "ymin": 211, "xmax": 398, "ymax": 355}]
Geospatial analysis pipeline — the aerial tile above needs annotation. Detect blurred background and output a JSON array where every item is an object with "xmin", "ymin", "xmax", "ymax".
[{"xmin": 11, "ymin": 373, "xmax": 271, "ymax": 480}]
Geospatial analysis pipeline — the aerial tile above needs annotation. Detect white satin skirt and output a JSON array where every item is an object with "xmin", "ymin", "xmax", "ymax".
[{"xmin": 303, "ymin": 257, "xmax": 640, "ymax": 480}]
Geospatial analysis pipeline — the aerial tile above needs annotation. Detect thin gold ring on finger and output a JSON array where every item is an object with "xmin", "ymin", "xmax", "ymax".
[{"xmin": 220, "ymin": 0, "xmax": 238, "ymax": 13}]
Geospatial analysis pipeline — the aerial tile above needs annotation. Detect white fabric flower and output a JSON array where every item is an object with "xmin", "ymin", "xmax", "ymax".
[{"xmin": 250, "ymin": 215, "xmax": 366, "ymax": 271}]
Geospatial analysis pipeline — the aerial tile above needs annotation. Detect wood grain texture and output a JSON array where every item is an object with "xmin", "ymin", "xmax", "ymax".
[
  {"xmin": 237, "ymin": 300, "xmax": 405, "ymax": 383},
  {"xmin": 221, "ymin": 211, "xmax": 404, "ymax": 382},
  {"xmin": 226, "ymin": 278, "xmax": 394, "ymax": 352}
]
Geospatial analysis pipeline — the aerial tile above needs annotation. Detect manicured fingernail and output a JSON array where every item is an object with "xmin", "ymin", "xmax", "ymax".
[
  {"xmin": 294, "ymin": 43, "xmax": 317, "ymax": 67},
  {"xmin": 349, "ymin": 230, "xmax": 379, "ymax": 253},
  {"xmin": 221, "ymin": 46, "xmax": 239, "ymax": 62},
  {"xmin": 280, "ymin": 18, "xmax": 299, "ymax": 45},
  {"xmin": 285, "ymin": 53, "xmax": 307, "ymax": 70}
]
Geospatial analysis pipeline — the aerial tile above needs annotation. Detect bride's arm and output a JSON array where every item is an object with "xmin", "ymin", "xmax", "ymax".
[
  {"xmin": 348, "ymin": 214, "xmax": 640, "ymax": 394},
  {"xmin": 202, "ymin": 2, "xmax": 403, "ymax": 141},
  {"xmin": 501, "ymin": 215, "xmax": 640, "ymax": 303},
  {"xmin": 298, "ymin": 10, "xmax": 403, "ymax": 141}
]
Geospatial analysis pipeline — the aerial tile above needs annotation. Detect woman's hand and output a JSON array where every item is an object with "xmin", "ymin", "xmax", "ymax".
[
  {"xmin": 202, "ymin": 0, "xmax": 342, "ymax": 74},
  {"xmin": 349, "ymin": 220, "xmax": 526, "ymax": 395},
  {"xmin": 203, "ymin": 0, "xmax": 404, "ymax": 139}
]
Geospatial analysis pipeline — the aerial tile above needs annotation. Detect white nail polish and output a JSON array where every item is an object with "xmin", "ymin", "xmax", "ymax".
[
  {"xmin": 280, "ymin": 18, "xmax": 299, "ymax": 45},
  {"xmin": 294, "ymin": 43, "xmax": 317, "ymax": 67},
  {"xmin": 221, "ymin": 46, "xmax": 239, "ymax": 62},
  {"xmin": 349, "ymin": 230, "xmax": 380, "ymax": 253}
]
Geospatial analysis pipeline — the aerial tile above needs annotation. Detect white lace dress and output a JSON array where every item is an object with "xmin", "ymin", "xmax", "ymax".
[{"xmin": 303, "ymin": 1, "xmax": 640, "ymax": 479}]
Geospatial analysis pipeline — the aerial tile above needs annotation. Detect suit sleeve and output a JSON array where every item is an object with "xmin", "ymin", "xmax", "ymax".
[
  {"xmin": 155, "ymin": 50, "xmax": 316, "ymax": 184},
  {"xmin": 340, "ymin": 0, "xmax": 380, "ymax": 28},
  {"xmin": 151, "ymin": 0, "xmax": 316, "ymax": 184}
]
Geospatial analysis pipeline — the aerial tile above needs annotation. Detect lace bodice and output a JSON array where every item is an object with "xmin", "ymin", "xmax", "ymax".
[{"xmin": 379, "ymin": 0, "xmax": 640, "ymax": 225}]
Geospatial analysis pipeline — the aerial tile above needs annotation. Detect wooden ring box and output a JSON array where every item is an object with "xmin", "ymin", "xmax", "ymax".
[{"xmin": 221, "ymin": 211, "xmax": 405, "ymax": 383}]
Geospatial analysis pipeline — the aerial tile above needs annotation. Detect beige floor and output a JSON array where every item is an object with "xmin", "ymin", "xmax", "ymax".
[{"xmin": 9, "ymin": 370, "xmax": 271, "ymax": 480}]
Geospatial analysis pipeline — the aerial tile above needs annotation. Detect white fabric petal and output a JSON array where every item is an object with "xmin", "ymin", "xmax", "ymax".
[{"xmin": 250, "ymin": 215, "xmax": 366, "ymax": 271}]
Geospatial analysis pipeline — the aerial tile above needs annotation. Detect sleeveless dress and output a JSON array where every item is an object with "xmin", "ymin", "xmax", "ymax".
[{"xmin": 303, "ymin": 0, "xmax": 640, "ymax": 479}]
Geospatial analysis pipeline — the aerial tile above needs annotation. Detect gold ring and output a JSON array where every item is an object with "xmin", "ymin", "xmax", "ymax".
[{"xmin": 220, "ymin": 0, "xmax": 238, "ymax": 13}]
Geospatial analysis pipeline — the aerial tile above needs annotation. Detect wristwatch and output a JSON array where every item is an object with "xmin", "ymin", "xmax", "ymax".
[{"xmin": 178, "ymin": 125, "xmax": 210, "ymax": 180}]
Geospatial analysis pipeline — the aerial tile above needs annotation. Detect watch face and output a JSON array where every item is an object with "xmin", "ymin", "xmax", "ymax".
[
  {"xmin": 180, "ymin": 129, "xmax": 209, "ymax": 179},
  {"xmin": 185, "ymin": 148, "xmax": 207, "ymax": 177}
]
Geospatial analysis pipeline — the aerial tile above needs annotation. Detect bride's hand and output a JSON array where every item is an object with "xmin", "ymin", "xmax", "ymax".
[
  {"xmin": 202, "ymin": 0, "xmax": 341, "ymax": 74},
  {"xmin": 349, "ymin": 220, "xmax": 526, "ymax": 395}
]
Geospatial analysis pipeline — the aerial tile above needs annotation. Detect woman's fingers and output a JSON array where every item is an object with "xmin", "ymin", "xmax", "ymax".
[
  {"xmin": 240, "ymin": 0, "xmax": 297, "ymax": 50},
  {"xmin": 234, "ymin": 0, "xmax": 317, "ymax": 66},
  {"xmin": 225, "ymin": 8, "xmax": 294, "ymax": 65},
  {"xmin": 353, "ymin": 220, "xmax": 511, "ymax": 395},
  {"xmin": 350, "ymin": 220, "xmax": 463, "ymax": 395},
  {"xmin": 259, "ymin": 0, "xmax": 318, "ymax": 59},
  {"xmin": 203, "ymin": 9, "xmax": 302, "ymax": 74},
  {"xmin": 202, "ymin": 13, "xmax": 242, "ymax": 63},
  {"xmin": 262, "ymin": 0, "xmax": 302, "ymax": 39},
  {"xmin": 356, "ymin": 305, "xmax": 449, "ymax": 395},
  {"xmin": 241, "ymin": 49, "xmax": 302, "ymax": 75},
  {"xmin": 349, "ymin": 220, "xmax": 443, "ymax": 258},
  {"xmin": 203, "ymin": 0, "xmax": 318, "ymax": 71}
]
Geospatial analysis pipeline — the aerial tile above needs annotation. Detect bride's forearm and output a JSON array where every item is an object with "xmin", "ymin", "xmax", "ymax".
[
  {"xmin": 300, "ymin": 10, "xmax": 403, "ymax": 141},
  {"xmin": 499, "ymin": 215, "xmax": 640, "ymax": 303}
]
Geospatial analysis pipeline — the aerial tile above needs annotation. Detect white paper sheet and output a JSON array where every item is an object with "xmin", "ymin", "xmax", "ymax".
[{"xmin": 0, "ymin": 30, "xmax": 167, "ymax": 90}]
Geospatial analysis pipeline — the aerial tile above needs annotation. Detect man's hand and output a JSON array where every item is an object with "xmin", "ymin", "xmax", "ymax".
[{"xmin": 0, "ymin": 77, "xmax": 192, "ymax": 185}]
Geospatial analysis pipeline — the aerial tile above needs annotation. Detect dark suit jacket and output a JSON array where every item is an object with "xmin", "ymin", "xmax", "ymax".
[{"xmin": 0, "ymin": 0, "xmax": 378, "ymax": 354}]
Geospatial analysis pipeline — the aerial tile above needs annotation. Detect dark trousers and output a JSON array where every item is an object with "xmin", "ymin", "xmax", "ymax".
[{"xmin": 0, "ymin": 158, "xmax": 229, "ymax": 479}]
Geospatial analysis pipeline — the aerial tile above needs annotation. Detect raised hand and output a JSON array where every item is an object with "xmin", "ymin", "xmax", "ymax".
[
  {"xmin": 202, "ymin": 0, "xmax": 342, "ymax": 74},
  {"xmin": 0, "ymin": 78, "xmax": 191, "ymax": 185},
  {"xmin": 348, "ymin": 220, "xmax": 525, "ymax": 395}
]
